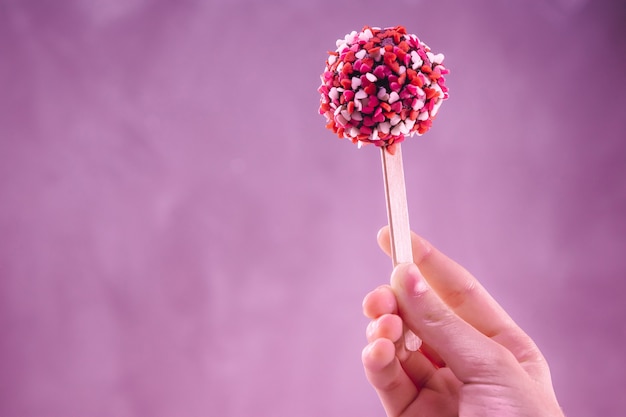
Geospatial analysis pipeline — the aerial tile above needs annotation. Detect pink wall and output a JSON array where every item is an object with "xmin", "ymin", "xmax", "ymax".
[{"xmin": 1, "ymin": 1, "xmax": 624, "ymax": 416}]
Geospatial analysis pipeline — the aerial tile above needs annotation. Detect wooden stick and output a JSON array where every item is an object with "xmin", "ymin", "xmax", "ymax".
[
  {"xmin": 380, "ymin": 144, "xmax": 422, "ymax": 352},
  {"xmin": 380, "ymin": 144, "xmax": 414, "ymax": 266}
]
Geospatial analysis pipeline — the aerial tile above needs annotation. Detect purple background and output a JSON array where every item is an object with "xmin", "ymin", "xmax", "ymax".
[{"xmin": 1, "ymin": 1, "xmax": 625, "ymax": 416}]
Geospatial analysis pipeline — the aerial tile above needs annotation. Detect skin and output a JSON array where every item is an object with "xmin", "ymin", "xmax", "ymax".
[{"xmin": 361, "ymin": 226, "xmax": 565, "ymax": 417}]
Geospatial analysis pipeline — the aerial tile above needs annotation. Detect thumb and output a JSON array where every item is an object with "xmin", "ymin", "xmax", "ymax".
[{"xmin": 390, "ymin": 263, "xmax": 519, "ymax": 383}]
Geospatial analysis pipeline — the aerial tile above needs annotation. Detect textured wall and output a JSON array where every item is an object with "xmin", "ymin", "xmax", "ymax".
[{"xmin": 1, "ymin": 1, "xmax": 625, "ymax": 416}]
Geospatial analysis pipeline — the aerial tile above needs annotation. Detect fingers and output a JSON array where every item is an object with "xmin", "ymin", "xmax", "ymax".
[
  {"xmin": 363, "ymin": 290, "xmax": 439, "ymax": 402},
  {"xmin": 366, "ymin": 314, "xmax": 403, "ymax": 343},
  {"xmin": 377, "ymin": 227, "xmax": 544, "ymax": 367},
  {"xmin": 377, "ymin": 227, "xmax": 511, "ymax": 334},
  {"xmin": 362, "ymin": 310, "xmax": 439, "ymax": 416},
  {"xmin": 362, "ymin": 338, "xmax": 418, "ymax": 417},
  {"xmin": 390, "ymin": 263, "xmax": 523, "ymax": 383}
]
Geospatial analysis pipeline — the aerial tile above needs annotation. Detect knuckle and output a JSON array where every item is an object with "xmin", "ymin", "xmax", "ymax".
[{"xmin": 443, "ymin": 276, "xmax": 478, "ymax": 309}]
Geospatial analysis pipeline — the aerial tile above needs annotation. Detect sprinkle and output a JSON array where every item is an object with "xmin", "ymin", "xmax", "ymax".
[
  {"xmin": 355, "ymin": 89, "xmax": 368, "ymax": 100},
  {"xmin": 318, "ymin": 25, "xmax": 449, "ymax": 148},
  {"xmin": 329, "ymin": 87, "xmax": 339, "ymax": 101},
  {"xmin": 361, "ymin": 84, "xmax": 375, "ymax": 97},
  {"xmin": 335, "ymin": 114, "xmax": 349, "ymax": 126}
]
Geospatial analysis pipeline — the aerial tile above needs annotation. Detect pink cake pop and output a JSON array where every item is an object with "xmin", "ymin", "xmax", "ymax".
[
  {"xmin": 319, "ymin": 27, "xmax": 450, "ymax": 352},
  {"xmin": 319, "ymin": 25, "xmax": 449, "ymax": 154}
]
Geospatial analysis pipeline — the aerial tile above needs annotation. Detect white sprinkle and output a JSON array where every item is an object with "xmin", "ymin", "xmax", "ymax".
[
  {"xmin": 377, "ymin": 87, "xmax": 389, "ymax": 101},
  {"xmin": 410, "ymin": 51, "xmax": 423, "ymax": 69},
  {"xmin": 355, "ymin": 89, "xmax": 368, "ymax": 100},
  {"xmin": 371, "ymin": 129, "xmax": 379, "ymax": 141},
  {"xmin": 388, "ymin": 91, "xmax": 400, "ymax": 104},
  {"xmin": 431, "ymin": 99, "xmax": 443, "ymax": 117},
  {"xmin": 350, "ymin": 127, "xmax": 360, "ymax": 137},
  {"xmin": 328, "ymin": 55, "xmax": 337, "ymax": 65},
  {"xmin": 366, "ymin": 72, "xmax": 377, "ymax": 82},
  {"xmin": 426, "ymin": 52, "xmax": 435, "ymax": 63},
  {"xmin": 341, "ymin": 110, "xmax": 352, "ymax": 120},
  {"xmin": 379, "ymin": 122, "xmax": 390, "ymax": 134},
  {"xmin": 432, "ymin": 83, "xmax": 443, "ymax": 97},
  {"xmin": 351, "ymin": 77, "xmax": 362, "ymax": 90},
  {"xmin": 432, "ymin": 53, "xmax": 445, "ymax": 64},
  {"xmin": 354, "ymin": 100, "xmax": 363, "ymax": 112},
  {"xmin": 398, "ymin": 66, "xmax": 406, "ymax": 74},
  {"xmin": 357, "ymin": 140, "xmax": 364, "ymax": 149},
  {"xmin": 361, "ymin": 28, "xmax": 374, "ymax": 41},
  {"xmin": 405, "ymin": 119, "xmax": 416, "ymax": 130},
  {"xmin": 334, "ymin": 106, "xmax": 342, "ymax": 116},
  {"xmin": 356, "ymin": 49, "xmax": 367, "ymax": 60},
  {"xmin": 390, "ymin": 114, "xmax": 401, "ymax": 126},
  {"xmin": 337, "ymin": 62, "xmax": 344, "ymax": 72},
  {"xmin": 413, "ymin": 99, "xmax": 425, "ymax": 110},
  {"xmin": 399, "ymin": 121, "xmax": 410, "ymax": 135},
  {"xmin": 351, "ymin": 112, "xmax": 363, "ymax": 121},
  {"xmin": 391, "ymin": 124, "xmax": 402, "ymax": 136},
  {"xmin": 329, "ymin": 87, "xmax": 339, "ymax": 101},
  {"xmin": 418, "ymin": 111, "xmax": 429, "ymax": 121}
]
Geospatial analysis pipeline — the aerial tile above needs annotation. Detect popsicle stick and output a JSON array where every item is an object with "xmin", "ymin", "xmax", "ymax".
[
  {"xmin": 380, "ymin": 144, "xmax": 422, "ymax": 352},
  {"xmin": 380, "ymin": 144, "xmax": 414, "ymax": 266}
]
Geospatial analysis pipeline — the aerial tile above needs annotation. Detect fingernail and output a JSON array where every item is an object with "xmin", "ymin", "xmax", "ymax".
[{"xmin": 404, "ymin": 263, "xmax": 428, "ymax": 296}]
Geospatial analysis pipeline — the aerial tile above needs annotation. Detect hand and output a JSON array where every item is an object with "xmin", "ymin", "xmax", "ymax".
[{"xmin": 361, "ymin": 227, "xmax": 564, "ymax": 417}]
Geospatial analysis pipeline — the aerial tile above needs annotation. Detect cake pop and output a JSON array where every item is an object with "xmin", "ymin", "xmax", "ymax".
[
  {"xmin": 319, "ymin": 25, "xmax": 449, "ymax": 154},
  {"xmin": 319, "ymin": 26, "xmax": 450, "ymax": 351}
]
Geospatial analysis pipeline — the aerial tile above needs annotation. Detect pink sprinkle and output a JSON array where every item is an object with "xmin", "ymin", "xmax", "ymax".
[{"xmin": 373, "ymin": 66, "xmax": 386, "ymax": 79}]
